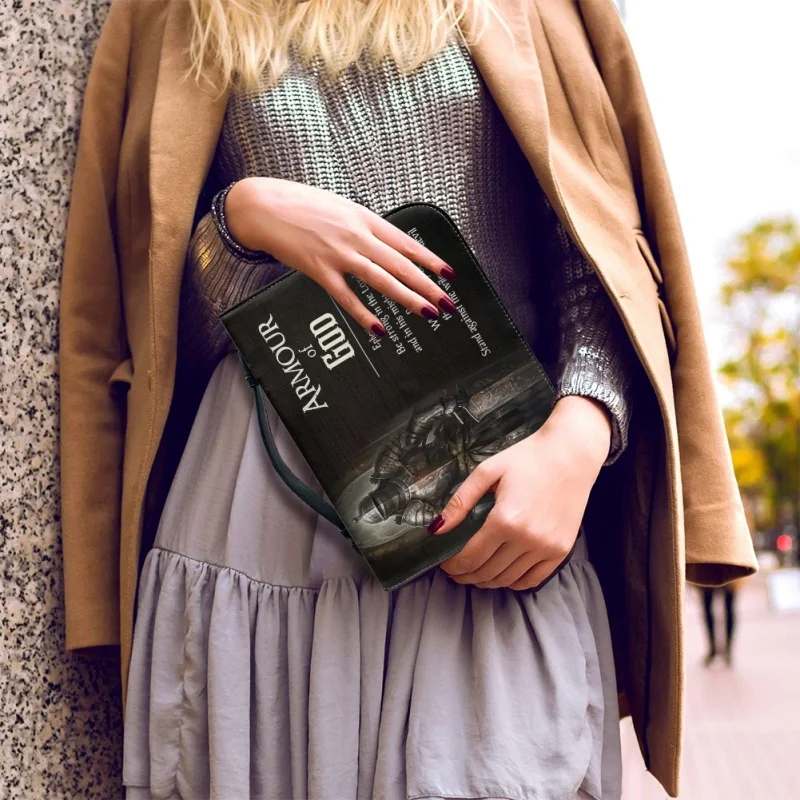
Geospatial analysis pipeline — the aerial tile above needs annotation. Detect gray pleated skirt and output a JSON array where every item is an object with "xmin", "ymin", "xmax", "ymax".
[{"xmin": 122, "ymin": 353, "xmax": 622, "ymax": 800}]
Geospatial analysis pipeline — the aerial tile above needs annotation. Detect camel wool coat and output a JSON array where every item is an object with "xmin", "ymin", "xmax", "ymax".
[{"xmin": 58, "ymin": 0, "xmax": 758, "ymax": 794}]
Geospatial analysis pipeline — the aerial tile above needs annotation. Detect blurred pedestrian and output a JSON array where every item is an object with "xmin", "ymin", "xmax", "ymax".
[{"xmin": 701, "ymin": 577, "xmax": 748, "ymax": 666}]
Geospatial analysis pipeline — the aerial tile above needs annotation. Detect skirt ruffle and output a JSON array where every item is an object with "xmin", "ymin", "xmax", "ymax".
[{"xmin": 123, "ymin": 540, "xmax": 618, "ymax": 800}]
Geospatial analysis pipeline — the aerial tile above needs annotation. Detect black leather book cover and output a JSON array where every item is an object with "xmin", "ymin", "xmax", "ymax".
[{"xmin": 219, "ymin": 202, "xmax": 555, "ymax": 590}]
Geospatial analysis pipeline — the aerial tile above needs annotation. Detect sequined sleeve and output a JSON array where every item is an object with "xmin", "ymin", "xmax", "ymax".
[
  {"xmin": 543, "ymin": 208, "xmax": 634, "ymax": 466},
  {"xmin": 177, "ymin": 183, "xmax": 288, "ymax": 382}
]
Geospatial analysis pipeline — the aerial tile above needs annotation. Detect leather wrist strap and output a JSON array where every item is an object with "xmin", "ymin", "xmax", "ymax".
[{"xmin": 238, "ymin": 355, "xmax": 353, "ymax": 539}]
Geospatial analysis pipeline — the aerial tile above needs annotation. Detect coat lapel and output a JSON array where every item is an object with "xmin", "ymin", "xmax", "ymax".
[
  {"xmin": 148, "ymin": 0, "xmax": 230, "ymax": 406},
  {"xmin": 461, "ymin": 0, "xmax": 558, "ymax": 206},
  {"xmin": 468, "ymin": 0, "xmax": 675, "ymax": 407},
  {"xmin": 122, "ymin": 1, "xmax": 230, "ymax": 694}
]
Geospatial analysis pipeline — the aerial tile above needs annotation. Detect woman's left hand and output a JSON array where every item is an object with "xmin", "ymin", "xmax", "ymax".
[{"xmin": 429, "ymin": 396, "xmax": 613, "ymax": 590}]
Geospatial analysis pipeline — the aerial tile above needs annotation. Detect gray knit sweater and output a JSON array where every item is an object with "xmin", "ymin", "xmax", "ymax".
[{"xmin": 178, "ymin": 35, "xmax": 634, "ymax": 463}]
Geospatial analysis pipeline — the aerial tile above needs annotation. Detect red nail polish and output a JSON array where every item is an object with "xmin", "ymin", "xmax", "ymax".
[
  {"xmin": 421, "ymin": 305, "xmax": 439, "ymax": 320},
  {"xmin": 441, "ymin": 266, "xmax": 456, "ymax": 280},
  {"xmin": 438, "ymin": 296, "xmax": 457, "ymax": 315},
  {"xmin": 427, "ymin": 514, "xmax": 445, "ymax": 533},
  {"xmin": 371, "ymin": 322, "xmax": 386, "ymax": 337}
]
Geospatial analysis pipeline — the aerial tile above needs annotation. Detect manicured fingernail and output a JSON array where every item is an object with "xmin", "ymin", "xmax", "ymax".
[
  {"xmin": 441, "ymin": 265, "xmax": 456, "ymax": 280},
  {"xmin": 438, "ymin": 296, "xmax": 457, "ymax": 315},
  {"xmin": 371, "ymin": 322, "xmax": 386, "ymax": 337},
  {"xmin": 421, "ymin": 305, "xmax": 439, "ymax": 320},
  {"xmin": 427, "ymin": 514, "xmax": 445, "ymax": 534}
]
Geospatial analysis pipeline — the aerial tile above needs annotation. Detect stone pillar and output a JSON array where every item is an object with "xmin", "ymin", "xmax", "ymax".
[{"xmin": 0, "ymin": 1, "xmax": 123, "ymax": 796}]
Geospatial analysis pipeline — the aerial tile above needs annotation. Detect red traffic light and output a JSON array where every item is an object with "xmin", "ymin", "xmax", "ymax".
[{"xmin": 776, "ymin": 534, "xmax": 793, "ymax": 553}]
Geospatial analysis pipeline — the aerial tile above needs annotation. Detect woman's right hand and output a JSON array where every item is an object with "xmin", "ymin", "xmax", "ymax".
[{"xmin": 224, "ymin": 176, "xmax": 458, "ymax": 336}]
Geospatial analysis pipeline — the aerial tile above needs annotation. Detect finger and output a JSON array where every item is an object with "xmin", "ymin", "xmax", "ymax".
[
  {"xmin": 324, "ymin": 273, "xmax": 388, "ymax": 337},
  {"xmin": 427, "ymin": 459, "xmax": 503, "ymax": 535},
  {"xmin": 475, "ymin": 550, "xmax": 542, "ymax": 590},
  {"xmin": 446, "ymin": 541, "xmax": 521, "ymax": 584},
  {"xmin": 508, "ymin": 557, "xmax": 563, "ymax": 592},
  {"xmin": 440, "ymin": 527, "xmax": 506, "ymax": 577},
  {"xmin": 461, "ymin": 497, "xmax": 529, "ymax": 546},
  {"xmin": 350, "ymin": 255, "xmax": 442, "ymax": 321},
  {"xmin": 370, "ymin": 216, "xmax": 456, "ymax": 280},
  {"xmin": 361, "ymin": 238, "xmax": 457, "ymax": 316}
]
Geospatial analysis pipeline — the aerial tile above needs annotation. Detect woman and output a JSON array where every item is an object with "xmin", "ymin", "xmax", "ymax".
[
  {"xmin": 129, "ymin": 1, "xmax": 632, "ymax": 796},
  {"xmin": 58, "ymin": 1, "xmax": 758, "ymax": 798}
]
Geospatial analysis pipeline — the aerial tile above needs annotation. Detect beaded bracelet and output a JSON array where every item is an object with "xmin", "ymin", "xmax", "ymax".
[{"xmin": 209, "ymin": 181, "xmax": 275, "ymax": 263}]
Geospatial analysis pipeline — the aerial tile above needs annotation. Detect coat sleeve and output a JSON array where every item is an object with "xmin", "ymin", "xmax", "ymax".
[
  {"xmin": 577, "ymin": 0, "xmax": 758, "ymax": 584},
  {"xmin": 58, "ymin": 0, "xmax": 134, "ymax": 652}
]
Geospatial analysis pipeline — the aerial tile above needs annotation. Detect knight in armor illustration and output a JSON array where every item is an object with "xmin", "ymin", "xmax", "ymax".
[{"xmin": 353, "ymin": 362, "xmax": 550, "ymax": 528}]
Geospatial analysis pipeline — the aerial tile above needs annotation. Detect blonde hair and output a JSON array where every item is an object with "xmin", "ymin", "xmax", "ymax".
[{"xmin": 186, "ymin": 0, "xmax": 507, "ymax": 93}]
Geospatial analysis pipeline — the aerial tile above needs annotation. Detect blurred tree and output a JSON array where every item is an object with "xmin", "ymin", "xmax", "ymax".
[
  {"xmin": 719, "ymin": 218, "xmax": 800, "ymax": 553},
  {"xmin": 724, "ymin": 406, "xmax": 769, "ymax": 515}
]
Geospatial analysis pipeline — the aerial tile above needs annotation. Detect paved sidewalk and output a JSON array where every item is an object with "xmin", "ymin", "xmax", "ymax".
[{"xmin": 620, "ymin": 572, "xmax": 800, "ymax": 799}]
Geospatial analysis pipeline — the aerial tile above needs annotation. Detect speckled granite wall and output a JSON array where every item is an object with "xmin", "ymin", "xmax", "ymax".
[{"xmin": 0, "ymin": 2, "xmax": 123, "ymax": 797}]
